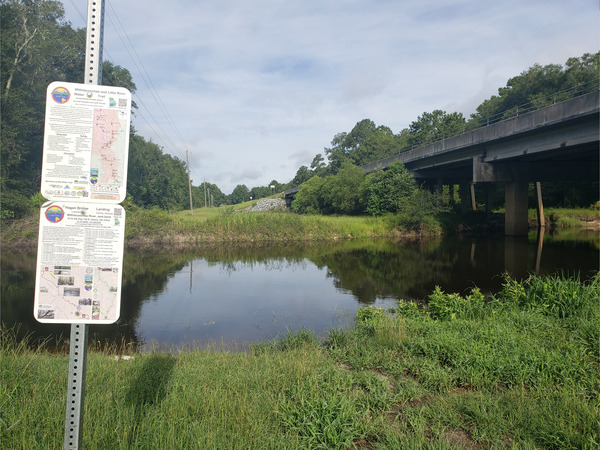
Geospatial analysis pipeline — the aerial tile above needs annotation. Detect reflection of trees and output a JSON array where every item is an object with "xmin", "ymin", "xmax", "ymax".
[
  {"xmin": 1, "ymin": 250, "xmax": 194, "ymax": 351},
  {"xmin": 0, "ymin": 252, "xmax": 59, "ymax": 347},
  {"xmin": 5, "ymin": 236, "xmax": 596, "ymax": 349},
  {"xmin": 309, "ymin": 239, "xmax": 454, "ymax": 304}
]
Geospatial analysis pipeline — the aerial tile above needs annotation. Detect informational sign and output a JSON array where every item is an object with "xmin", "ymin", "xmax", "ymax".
[
  {"xmin": 41, "ymin": 81, "xmax": 131, "ymax": 203},
  {"xmin": 33, "ymin": 202, "xmax": 125, "ymax": 324}
]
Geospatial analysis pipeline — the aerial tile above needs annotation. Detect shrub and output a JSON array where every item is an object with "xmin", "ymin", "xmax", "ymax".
[
  {"xmin": 428, "ymin": 286, "xmax": 486, "ymax": 320},
  {"xmin": 393, "ymin": 299, "xmax": 421, "ymax": 318},
  {"xmin": 498, "ymin": 273, "xmax": 599, "ymax": 319}
]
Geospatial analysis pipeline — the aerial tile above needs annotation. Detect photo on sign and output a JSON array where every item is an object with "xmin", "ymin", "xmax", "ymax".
[
  {"xmin": 58, "ymin": 276, "xmax": 75, "ymax": 286},
  {"xmin": 63, "ymin": 287, "xmax": 81, "ymax": 297},
  {"xmin": 38, "ymin": 309, "xmax": 55, "ymax": 320}
]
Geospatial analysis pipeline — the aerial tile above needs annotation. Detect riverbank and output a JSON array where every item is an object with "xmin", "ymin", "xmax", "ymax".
[
  {"xmin": 2, "ymin": 204, "xmax": 598, "ymax": 250},
  {"xmin": 2, "ymin": 273, "xmax": 598, "ymax": 448}
]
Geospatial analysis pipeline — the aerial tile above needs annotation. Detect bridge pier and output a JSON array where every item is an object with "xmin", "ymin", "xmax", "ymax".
[{"xmin": 504, "ymin": 180, "xmax": 529, "ymax": 236}]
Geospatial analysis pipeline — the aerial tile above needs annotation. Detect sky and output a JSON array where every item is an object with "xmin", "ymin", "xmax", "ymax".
[{"xmin": 61, "ymin": 0, "xmax": 599, "ymax": 195}]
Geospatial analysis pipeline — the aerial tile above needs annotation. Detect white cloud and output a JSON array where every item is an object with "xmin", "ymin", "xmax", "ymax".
[{"xmin": 62, "ymin": 0, "xmax": 599, "ymax": 194}]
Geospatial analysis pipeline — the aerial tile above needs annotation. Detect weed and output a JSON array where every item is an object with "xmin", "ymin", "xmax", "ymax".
[{"xmin": 278, "ymin": 371, "xmax": 366, "ymax": 449}]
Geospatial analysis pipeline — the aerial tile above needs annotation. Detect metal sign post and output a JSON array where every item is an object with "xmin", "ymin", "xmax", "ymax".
[
  {"xmin": 64, "ymin": 1, "xmax": 104, "ymax": 448},
  {"xmin": 35, "ymin": 0, "xmax": 130, "ymax": 447},
  {"xmin": 63, "ymin": 324, "xmax": 89, "ymax": 449}
]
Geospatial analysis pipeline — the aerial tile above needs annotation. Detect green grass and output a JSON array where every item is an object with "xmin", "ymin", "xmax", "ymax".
[
  {"xmin": 529, "ymin": 207, "xmax": 599, "ymax": 229},
  {"xmin": 2, "ymin": 273, "xmax": 598, "ymax": 448},
  {"xmin": 124, "ymin": 208, "xmax": 413, "ymax": 246}
]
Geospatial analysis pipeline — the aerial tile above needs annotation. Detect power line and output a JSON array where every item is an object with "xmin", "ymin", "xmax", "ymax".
[
  {"xmin": 65, "ymin": 0, "xmax": 194, "ymax": 165},
  {"xmin": 105, "ymin": 1, "xmax": 194, "ymax": 164}
]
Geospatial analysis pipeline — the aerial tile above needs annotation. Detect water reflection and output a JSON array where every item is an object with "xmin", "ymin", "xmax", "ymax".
[{"xmin": 2, "ymin": 231, "xmax": 598, "ymax": 350}]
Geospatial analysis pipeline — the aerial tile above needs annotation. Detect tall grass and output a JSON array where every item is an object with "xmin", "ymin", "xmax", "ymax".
[{"xmin": 125, "ymin": 209, "xmax": 402, "ymax": 246}]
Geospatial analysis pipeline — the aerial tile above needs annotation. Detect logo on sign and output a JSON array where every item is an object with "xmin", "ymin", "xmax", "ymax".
[
  {"xmin": 51, "ymin": 87, "xmax": 70, "ymax": 104},
  {"xmin": 45, "ymin": 205, "xmax": 65, "ymax": 223}
]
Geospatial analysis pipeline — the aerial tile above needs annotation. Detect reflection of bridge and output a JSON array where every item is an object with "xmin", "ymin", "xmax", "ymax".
[{"xmin": 286, "ymin": 92, "xmax": 599, "ymax": 235}]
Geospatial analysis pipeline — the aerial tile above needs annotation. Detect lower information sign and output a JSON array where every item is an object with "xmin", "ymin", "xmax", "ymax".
[{"xmin": 34, "ymin": 201, "xmax": 125, "ymax": 324}]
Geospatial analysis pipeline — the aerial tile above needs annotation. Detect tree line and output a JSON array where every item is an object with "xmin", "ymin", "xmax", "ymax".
[
  {"xmin": 287, "ymin": 52, "xmax": 598, "ymax": 212},
  {"xmin": 290, "ymin": 53, "xmax": 598, "ymax": 184},
  {"xmin": 1, "ymin": 0, "xmax": 598, "ymax": 221}
]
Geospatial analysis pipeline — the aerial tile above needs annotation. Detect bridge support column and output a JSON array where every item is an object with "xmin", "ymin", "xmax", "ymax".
[
  {"xmin": 505, "ymin": 180, "xmax": 529, "ymax": 236},
  {"xmin": 459, "ymin": 183, "xmax": 469, "ymax": 213}
]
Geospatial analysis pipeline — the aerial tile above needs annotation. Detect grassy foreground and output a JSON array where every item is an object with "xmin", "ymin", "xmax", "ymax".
[{"xmin": 2, "ymin": 273, "xmax": 598, "ymax": 449}]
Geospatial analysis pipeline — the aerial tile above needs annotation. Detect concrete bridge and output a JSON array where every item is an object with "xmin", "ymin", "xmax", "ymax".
[{"xmin": 286, "ymin": 91, "xmax": 599, "ymax": 235}]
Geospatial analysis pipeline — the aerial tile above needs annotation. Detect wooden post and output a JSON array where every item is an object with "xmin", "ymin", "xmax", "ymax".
[{"xmin": 535, "ymin": 182, "xmax": 545, "ymax": 228}]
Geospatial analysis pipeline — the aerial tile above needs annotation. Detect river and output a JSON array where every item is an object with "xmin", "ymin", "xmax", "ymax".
[{"xmin": 2, "ymin": 230, "xmax": 598, "ymax": 351}]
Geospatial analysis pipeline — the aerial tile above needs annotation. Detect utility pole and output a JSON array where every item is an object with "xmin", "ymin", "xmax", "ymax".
[
  {"xmin": 204, "ymin": 177, "xmax": 208, "ymax": 207},
  {"xmin": 186, "ymin": 149, "xmax": 193, "ymax": 215}
]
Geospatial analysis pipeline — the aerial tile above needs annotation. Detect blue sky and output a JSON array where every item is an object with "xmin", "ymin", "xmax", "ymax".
[{"xmin": 61, "ymin": 0, "xmax": 599, "ymax": 194}]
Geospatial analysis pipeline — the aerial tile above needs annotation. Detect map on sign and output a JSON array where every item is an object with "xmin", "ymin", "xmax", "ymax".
[
  {"xmin": 34, "ymin": 202, "xmax": 125, "ymax": 324},
  {"xmin": 90, "ymin": 109, "xmax": 128, "ymax": 190},
  {"xmin": 40, "ymin": 81, "xmax": 131, "ymax": 203},
  {"xmin": 37, "ymin": 266, "xmax": 120, "ymax": 322}
]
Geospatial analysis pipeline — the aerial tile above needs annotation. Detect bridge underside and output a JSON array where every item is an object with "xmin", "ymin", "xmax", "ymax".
[
  {"xmin": 400, "ymin": 95, "xmax": 600, "ymax": 236},
  {"xmin": 285, "ymin": 93, "xmax": 599, "ymax": 236},
  {"xmin": 411, "ymin": 138, "xmax": 598, "ymax": 235}
]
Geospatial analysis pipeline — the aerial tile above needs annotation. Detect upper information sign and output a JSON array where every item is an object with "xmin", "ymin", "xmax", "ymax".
[{"xmin": 41, "ymin": 81, "xmax": 131, "ymax": 203}]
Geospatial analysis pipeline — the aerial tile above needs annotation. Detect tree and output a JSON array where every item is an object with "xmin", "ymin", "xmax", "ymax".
[
  {"xmin": 359, "ymin": 161, "xmax": 445, "ymax": 228},
  {"xmin": 229, "ymin": 184, "xmax": 250, "ymax": 204},
  {"xmin": 290, "ymin": 165, "xmax": 313, "ymax": 186},
  {"xmin": 356, "ymin": 125, "xmax": 401, "ymax": 165},
  {"xmin": 324, "ymin": 162, "xmax": 365, "ymax": 215},
  {"xmin": 343, "ymin": 119, "xmax": 377, "ymax": 154},
  {"xmin": 468, "ymin": 53, "xmax": 599, "ymax": 126},
  {"xmin": 127, "ymin": 134, "xmax": 189, "ymax": 210},
  {"xmin": 291, "ymin": 176, "xmax": 327, "ymax": 214},
  {"xmin": 323, "ymin": 132, "xmax": 349, "ymax": 175},
  {"xmin": 408, "ymin": 110, "xmax": 466, "ymax": 147},
  {"xmin": 310, "ymin": 154, "xmax": 327, "ymax": 177},
  {"xmin": 323, "ymin": 120, "xmax": 403, "ymax": 172},
  {"xmin": 1, "ymin": 0, "xmax": 86, "ymax": 218},
  {"xmin": 193, "ymin": 182, "xmax": 225, "ymax": 207},
  {"xmin": 268, "ymin": 180, "xmax": 281, "ymax": 193},
  {"xmin": 359, "ymin": 161, "xmax": 417, "ymax": 215}
]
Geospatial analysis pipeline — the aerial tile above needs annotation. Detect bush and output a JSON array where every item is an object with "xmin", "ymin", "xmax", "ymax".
[
  {"xmin": 393, "ymin": 299, "xmax": 421, "ymax": 318},
  {"xmin": 498, "ymin": 273, "xmax": 599, "ymax": 319},
  {"xmin": 428, "ymin": 286, "xmax": 486, "ymax": 320}
]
